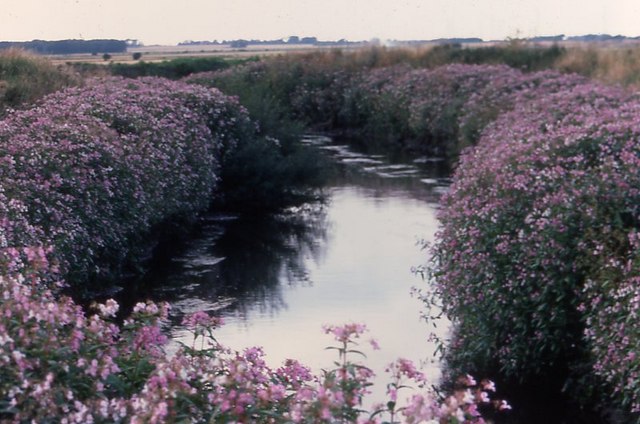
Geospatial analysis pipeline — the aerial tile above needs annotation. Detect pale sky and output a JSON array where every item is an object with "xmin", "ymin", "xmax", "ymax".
[{"xmin": 1, "ymin": 0, "xmax": 638, "ymax": 45}]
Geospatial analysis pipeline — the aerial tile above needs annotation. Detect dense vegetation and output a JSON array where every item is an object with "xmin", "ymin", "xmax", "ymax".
[
  {"xmin": 186, "ymin": 47, "xmax": 640, "ymax": 418},
  {"xmin": 107, "ymin": 57, "xmax": 241, "ymax": 80},
  {"xmin": 425, "ymin": 70, "xmax": 640, "ymax": 412},
  {"xmin": 0, "ymin": 49, "xmax": 78, "ymax": 115},
  {"xmin": 184, "ymin": 47, "xmax": 579, "ymax": 159},
  {"xmin": 0, "ymin": 54, "xmax": 507, "ymax": 423},
  {"xmin": 3, "ymin": 43, "xmax": 640, "ymax": 420}
]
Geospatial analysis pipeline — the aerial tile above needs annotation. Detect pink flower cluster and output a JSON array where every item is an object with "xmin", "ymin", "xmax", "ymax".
[
  {"xmin": 428, "ymin": 63, "xmax": 640, "ymax": 410},
  {"xmin": 0, "ymin": 261, "xmax": 169, "ymax": 422},
  {"xmin": 380, "ymin": 359, "xmax": 506, "ymax": 424},
  {"xmin": 0, "ymin": 76, "xmax": 250, "ymax": 285},
  {"xmin": 0, "ymin": 289, "xmax": 505, "ymax": 423}
]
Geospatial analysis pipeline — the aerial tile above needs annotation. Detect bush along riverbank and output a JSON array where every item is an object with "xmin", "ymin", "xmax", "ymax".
[
  {"xmin": 191, "ymin": 58, "xmax": 640, "ymax": 419},
  {"xmin": 185, "ymin": 55, "xmax": 592, "ymax": 161},
  {"xmin": 426, "ymin": 70, "xmax": 640, "ymax": 417},
  {"xmin": 0, "ymin": 74, "xmax": 508, "ymax": 422},
  {"xmin": 0, "ymin": 77, "xmax": 253, "ymax": 290}
]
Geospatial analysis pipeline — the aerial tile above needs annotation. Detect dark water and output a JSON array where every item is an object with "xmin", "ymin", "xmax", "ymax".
[{"xmin": 134, "ymin": 134, "xmax": 452, "ymax": 404}]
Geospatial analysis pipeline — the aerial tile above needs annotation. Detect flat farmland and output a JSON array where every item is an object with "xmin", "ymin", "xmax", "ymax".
[{"xmin": 47, "ymin": 43, "xmax": 345, "ymax": 65}]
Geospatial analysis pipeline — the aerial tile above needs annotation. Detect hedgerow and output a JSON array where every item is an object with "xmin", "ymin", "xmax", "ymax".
[
  {"xmin": 0, "ymin": 77, "xmax": 251, "ymax": 287},
  {"xmin": 430, "ymin": 67, "xmax": 640, "ymax": 412}
]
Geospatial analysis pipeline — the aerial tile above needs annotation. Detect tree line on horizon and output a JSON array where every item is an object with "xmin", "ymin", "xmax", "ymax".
[{"xmin": 0, "ymin": 39, "xmax": 130, "ymax": 55}]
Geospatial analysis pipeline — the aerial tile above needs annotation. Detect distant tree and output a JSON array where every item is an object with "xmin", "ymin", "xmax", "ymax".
[
  {"xmin": 132, "ymin": 52, "xmax": 142, "ymax": 60},
  {"xmin": 287, "ymin": 36, "xmax": 300, "ymax": 44},
  {"xmin": 102, "ymin": 53, "xmax": 112, "ymax": 61},
  {"xmin": 230, "ymin": 40, "xmax": 249, "ymax": 48}
]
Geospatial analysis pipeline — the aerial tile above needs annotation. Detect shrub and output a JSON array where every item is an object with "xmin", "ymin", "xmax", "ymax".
[
  {"xmin": 430, "ymin": 73, "xmax": 640, "ymax": 409},
  {"xmin": 338, "ymin": 65, "xmax": 416, "ymax": 149},
  {"xmin": 0, "ymin": 77, "xmax": 250, "ymax": 288},
  {"xmin": 185, "ymin": 66, "xmax": 330, "ymax": 212},
  {"xmin": 217, "ymin": 136, "xmax": 328, "ymax": 212},
  {"xmin": 0, "ymin": 48, "xmax": 77, "ymax": 114},
  {"xmin": 109, "ymin": 56, "xmax": 235, "ymax": 79}
]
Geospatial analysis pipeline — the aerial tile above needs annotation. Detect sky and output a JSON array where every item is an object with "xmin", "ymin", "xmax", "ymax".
[{"xmin": 1, "ymin": 0, "xmax": 639, "ymax": 46}]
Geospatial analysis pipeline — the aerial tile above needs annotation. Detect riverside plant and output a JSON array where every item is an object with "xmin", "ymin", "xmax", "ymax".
[
  {"xmin": 0, "ymin": 262, "xmax": 509, "ymax": 423},
  {"xmin": 431, "ymin": 68, "xmax": 640, "ymax": 411},
  {"xmin": 0, "ymin": 76, "xmax": 251, "ymax": 286},
  {"xmin": 0, "ymin": 67, "xmax": 510, "ymax": 422}
]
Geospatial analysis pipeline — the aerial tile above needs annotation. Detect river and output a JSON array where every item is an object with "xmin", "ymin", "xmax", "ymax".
[{"xmin": 131, "ymin": 134, "xmax": 452, "ymax": 404}]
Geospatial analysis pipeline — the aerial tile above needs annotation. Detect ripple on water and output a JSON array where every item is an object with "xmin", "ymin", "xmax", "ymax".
[
  {"xmin": 340, "ymin": 157, "xmax": 385, "ymax": 165},
  {"xmin": 413, "ymin": 156, "xmax": 446, "ymax": 164},
  {"xmin": 183, "ymin": 256, "xmax": 226, "ymax": 268}
]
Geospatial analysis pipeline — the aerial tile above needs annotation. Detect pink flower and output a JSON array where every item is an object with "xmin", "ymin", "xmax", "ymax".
[
  {"xmin": 499, "ymin": 400, "xmax": 512, "ymax": 410},
  {"xmin": 481, "ymin": 379, "xmax": 496, "ymax": 392},
  {"xmin": 97, "ymin": 299, "xmax": 119, "ymax": 318},
  {"xmin": 181, "ymin": 310, "xmax": 224, "ymax": 330},
  {"xmin": 369, "ymin": 338, "xmax": 381, "ymax": 350},
  {"xmin": 322, "ymin": 323, "xmax": 367, "ymax": 342}
]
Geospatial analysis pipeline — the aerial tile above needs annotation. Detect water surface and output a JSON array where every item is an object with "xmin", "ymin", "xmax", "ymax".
[{"xmin": 139, "ymin": 135, "xmax": 451, "ymax": 401}]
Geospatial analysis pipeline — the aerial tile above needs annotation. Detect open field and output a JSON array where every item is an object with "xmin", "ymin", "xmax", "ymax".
[
  {"xmin": 47, "ymin": 43, "xmax": 348, "ymax": 65},
  {"xmin": 46, "ymin": 39, "xmax": 640, "ymax": 73}
]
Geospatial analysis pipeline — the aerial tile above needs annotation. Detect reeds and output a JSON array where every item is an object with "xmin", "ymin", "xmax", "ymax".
[
  {"xmin": 554, "ymin": 44, "xmax": 640, "ymax": 87},
  {"xmin": 0, "ymin": 48, "xmax": 78, "ymax": 114}
]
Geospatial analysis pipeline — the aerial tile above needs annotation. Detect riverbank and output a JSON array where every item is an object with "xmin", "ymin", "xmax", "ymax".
[
  {"xmin": 3, "ymin": 46, "xmax": 640, "ymax": 420},
  {"xmin": 187, "ymin": 58, "xmax": 640, "ymax": 419},
  {"xmin": 0, "ymin": 65, "xmax": 504, "ymax": 422}
]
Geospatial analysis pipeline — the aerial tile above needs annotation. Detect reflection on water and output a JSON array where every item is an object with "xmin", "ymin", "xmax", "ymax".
[
  {"xmin": 138, "ymin": 134, "xmax": 451, "ymax": 403},
  {"xmin": 136, "ymin": 204, "xmax": 329, "ymax": 327}
]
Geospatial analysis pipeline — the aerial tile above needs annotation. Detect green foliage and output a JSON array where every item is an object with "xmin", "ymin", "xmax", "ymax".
[
  {"xmin": 0, "ymin": 48, "xmax": 77, "ymax": 114},
  {"xmin": 186, "ymin": 57, "xmax": 351, "ymax": 133},
  {"xmin": 186, "ymin": 63, "xmax": 330, "ymax": 212},
  {"xmin": 218, "ymin": 135, "xmax": 328, "ymax": 212},
  {"xmin": 108, "ymin": 56, "xmax": 241, "ymax": 79},
  {"xmin": 418, "ymin": 42, "xmax": 565, "ymax": 71}
]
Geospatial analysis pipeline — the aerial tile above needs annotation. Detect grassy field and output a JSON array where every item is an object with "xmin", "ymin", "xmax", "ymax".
[
  {"xmin": 5, "ymin": 40, "xmax": 640, "ymax": 115},
  {"xmin": 45, "ymin": 39, "xmax": 640, "ymax": 74},
  {"xmin": 48, "ymin": 43, "xmax": 340, "ymax": 65}
]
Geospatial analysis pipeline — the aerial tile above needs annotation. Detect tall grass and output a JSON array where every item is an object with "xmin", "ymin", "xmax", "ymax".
[
  {"xmin": 108, "ymin": 56, "xmax": 246, "ymax": 79},
  {"xmin": 555, "ymin": 44, "xmax": 640, "ymax": 87},
  {"xmin": 0, "ymin": 48, "xmax": 78, "ymax": 114},
  {"xmin": 269, "ymin": 41, "xmax": 565, "ymax": 72}
]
